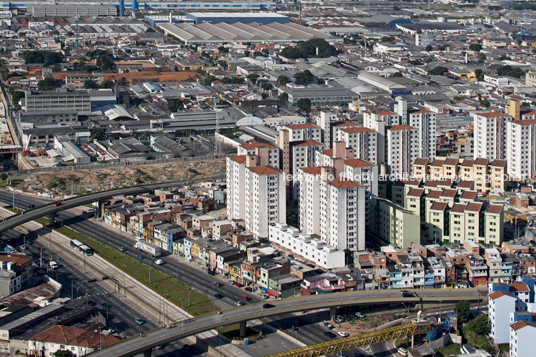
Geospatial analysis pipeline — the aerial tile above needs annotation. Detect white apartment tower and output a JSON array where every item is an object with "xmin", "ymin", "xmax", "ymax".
[
  {"xmin": 408, "ymin": 109, "xmax": 436, "ymax": 159},
  {"xmin": 245, "ymin": 166, "xmax": 286, "ymax": 238},
  {"xmin": 337, "ymin": 127, "xmax": 378, "ymax": 164},
  {"xmin": 226, "ymin": 155, "xmax": 247, "ymax": 221},
  {"xmin": 507, "ymin": 119, "xmax": 536, "ymax": 180},
  {"xmin": 319, "ymin": 178, "xmax": 366, "ymax": 252},
  {"xmin": 386, "ymin": 125, "xmax": 420, "ymax": 177},
  {"xmin": 473, "ymin": 112, "xmax": 512, "ymax": 160},
  {"xmin": 318, "ymin": 111, "xmax": 336, "ymax": 149}
]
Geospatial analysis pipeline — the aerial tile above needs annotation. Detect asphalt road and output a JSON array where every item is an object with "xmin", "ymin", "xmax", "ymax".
[
  {"xmin": 0, "ymin": 176, "xmax": 228, "ymax": 234},
  {"xmin": 87, "ymin": 287, "xmax": 485, "ymax": 357}
]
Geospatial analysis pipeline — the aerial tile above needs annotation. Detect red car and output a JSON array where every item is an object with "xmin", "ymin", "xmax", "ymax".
[
  {"xmin": 234, "ymin": 282, "xmax": 244, "ymax": 288},
  {"xmin": 53, "ymin": 202, "xmax": 62, "ymax": 207},
  {"xmin": 241, "ymin": 296, "xmax": 250, "ymax": 301},
  {"xmin": 244, "ymin": 287, "xmax": 253, "ymax": 292}
]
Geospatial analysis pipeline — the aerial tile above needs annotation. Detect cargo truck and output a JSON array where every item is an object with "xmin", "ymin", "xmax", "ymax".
[{"xmin": 134, "ymin": 241, "xmax": 161, "ymax": 257}]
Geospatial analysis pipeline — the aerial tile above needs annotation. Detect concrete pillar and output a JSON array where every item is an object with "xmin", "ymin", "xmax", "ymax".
[
  {"xmin": 239, "ymin": 321, "xmax": 247, "ymax": 337},
  {"xmin": 329, "ymin": 307, "xmax": 337, "ymax": 319},
  {"xmin": 46, "ymin": 214, "xmax": 55, "ymax": 225},
  {"xmin": 133, "ymin": 349, "xmax": 152, "ymax": 357}
]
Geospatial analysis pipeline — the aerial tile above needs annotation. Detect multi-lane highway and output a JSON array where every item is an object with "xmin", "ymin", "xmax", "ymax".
[{"xmin": 87, "ymin": 288, "xmax": 485, "ymax": 357}]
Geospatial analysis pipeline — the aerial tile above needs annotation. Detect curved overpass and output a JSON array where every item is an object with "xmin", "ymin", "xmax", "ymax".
[
  {"xmin": 0, "ymin": 180, "xmax": 205, "ymax": 234},
  {"xmin": 88, "ymin": 288, "xmax": 487, "ymax": 357}
]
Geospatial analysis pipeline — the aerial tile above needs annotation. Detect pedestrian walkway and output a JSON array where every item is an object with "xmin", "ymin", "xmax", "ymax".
[{"xmin": 0, "ymin": 207, "xmax": 252, "ymax": 357}]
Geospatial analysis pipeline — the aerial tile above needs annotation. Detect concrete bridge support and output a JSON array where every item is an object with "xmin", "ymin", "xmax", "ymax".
[
  {"xmin": 133, "ymin": 349, "xmax": 152, "ymax": 357},
  {"xmin": 240, "ymin": 320, "xmax": 247, "ymax": 337},
  {"xmin": 46, "ymin": 213, "xmax": 55, "ymax": 225},
  {"xmin": 329, "ymin": 307, "xmax": 337, "ymax": 319}
]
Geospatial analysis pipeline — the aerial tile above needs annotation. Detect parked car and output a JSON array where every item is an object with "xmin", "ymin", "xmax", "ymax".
[
  {"xmin": 326, "ymin": 324, "xmax": 334, "ymax": 330},
  {"xmin": 355, "ymin": 312, "xmax": 365, "ymax": 318},
  {"xmin": 214, "ymin": 293, "xmax": 224, "ymax": 299},
  {"xmin": 118, "ymin": 247, "xmax": 126, "ymax": 252},
  {"xmin": 212, "ymin": 282, "xmax": 222, "ymax": 287},
  {"xmin": 241, "ymin": 296, "xmax": 250, "ymax": 301},
  {"xmin": 228, "ymin": 280, "xmax": 235, "ymax": 285},
  {"xmin": 235, "ymin": 282, "xmax": 244, "ymax": 288},
  {"xmin": 135, "ymin": 318, "xmax": 145, "ymax": 325},
  {"xmin": 155, "ymin": 259, "xmax": 164, "ymax": 265},
  {"xmin": 244, "ymin": 287, "xmax": 253, "ymax": 292},
  {"xmin": 259, "ymin": 294, "xmax": 268, "ymax": 299},
  {"xmin": 398, "ymin": 347, "xmax": 408, "ymax": 356},
  {"xmin": 338, "ymin": 331, "xmax": 349, "ymax": 337},
  {"xmin": 207, "ymin": 270, "xmax": 215, "ymax": 276},
  {"xmin": 323, "ymin": 332, "xmax": 336, "ymax": 338},
  {"xmin": 235, "ymin": 301, "xmax": 244, "ymax": 306}
]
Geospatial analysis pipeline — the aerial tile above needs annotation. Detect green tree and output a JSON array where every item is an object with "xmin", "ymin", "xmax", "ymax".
[
  {"xmin": 117, "ymin": 77, "xmax": 128, "ymax": 86},
  {"xmin": 297, "ymin": 98, "xmax": 311, "ymax": 112},
  {"xmin": 276, "ymin": 75, "xmax": 289, "ymax": 85},
  {"xmin": 261, "ymin": 92, "xmax": 268, "ymax": 99},
  {"xmin": 244, "ymin": 50, "xmax": 250, "ymax": 57},
  {"xmin": 380, "ymin": 36, "xmax": 394, "ymax": 42},
  {"xmin": 425, "ymin": 45, "xmax": 433, "ymax": 51},
  {"xmin": 83, "ymin": 79, "xmax": 97, "ymax": 89},
  {"xmin": 428, "ymin": 66, "xmax": 448, "ymax": 76},
  {"xmin": 0, "ymin": 173, "xmax": 7, "ymax": 181},
  {"xmin": 437, "ymin": 45, "xmax": 445, "ymax": 51},
  {"xmin": 12, "ymin": 90, "xmax": 24, "ymax": 104},
  {"xmin": 455, "ymin": 300, "xmax": 470, "ymax": 322},
  {"xmin": 261, "ymin": 83, "xmax": 273, "ymax": 91},
  {"xmin": 218, "ymin": 60, "xmax": 228, "ymax": 69},
  {"xmin": 280, "ymin": 38, "xmax": 337, "ymax": 59},
  {"xmin": 145, "ymin": 94, "xmax": 153, "ymax": 102},
  {"xmin": 53, "ymin": 350, "xmax": 72, "ymax": 357},
  {"xmin": 499, "ymin": 54, "xmax": 512, "ymax": 60},
  {"xmin": 253, "ymin": 51, "xmax": 263, "ymax": 58},
  {"xmin": 37, "ymin": 77, "xmax": 56, "ymax": 90},
  {"xmin": 112, "ymin": 133, "xmax": 121, "ymax": 140},
  {"xmin": 474, "ymin": 69, "xmax": 483, "ymax": 81},
  {"xmin": 278, "ymin": 92, "xmax": 289, "ymax": 101},
  {"xmin": 469, "ymin": 43, "xmax": 482, "ymax": 51},
  {"xmin": 246, "ymin": 73, "xmax": 259, "ymax": 85},
  {"xmin": 477, "ymin": 53, "xmax": 486, "ymax": 62},
  {"xmin": 389, "ymin": 72, "xmax": 403, "ymax": 78},
  {"xmin": 293, "ymin": 70, "xmax": 314, "ymax": 85},
  {"xmin": 52, "ymin": 64, "xmax": 61, "ymax": 72},
  {"xmin": 100, "ymin": 80, "xmax": 113, "ymax": 89},
  {"xmin": 167, "ymin": 98, "xmax": 183, "ymax": 112},
  {"xmin": 90, "ymin": 128, "xmax": 106, "ymax": 141},
  {"xmin": 217, "ymin": 46, "xmax": 229, "ymax": 53},
  {"xmin": 480, "ymin": 100, "xmax": 491, "ymax": 107}
]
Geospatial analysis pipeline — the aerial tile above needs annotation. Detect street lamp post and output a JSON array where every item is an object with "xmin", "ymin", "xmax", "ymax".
[{"xmin": 188, "ymin": 286, "xmax": 191, "ymax": 306}]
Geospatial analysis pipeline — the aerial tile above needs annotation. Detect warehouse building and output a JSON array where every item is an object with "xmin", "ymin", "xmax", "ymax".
[
  {"xmin": 24, "ymin": 89, "xmax": 91, "ymax": 114},
  {"xmin": 27, "ymin": 5, "xmax": 117, "ymax": 17},
  {"xmin": 283, "ymin": 88, "xmax": 360, "ymax": 106},
  {"xmin": 186, "ymin": 12, "xmax": 289, "ymax": 25},
  {"xmin": 158, "ymin": 21, "xmax": 338, "ymax": 44}
]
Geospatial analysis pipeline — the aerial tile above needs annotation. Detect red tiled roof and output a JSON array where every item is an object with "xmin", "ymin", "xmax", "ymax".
[
  {"xmin": 491, "ymin": 159, "xmax": 507, "ymax": 168},
  {"xmin": 510, "ymin": 119, "xmax": 536, "ymax": 125},
  {"xmin": 427, "ymin": 190, "xmax": 441, "ymax": 199},
  {"xmin": 451, "ymin": 203, "xmax": 466, "ymax": 213},
  {"xmin": 407, "ymin": 188, "xmax": 424, "ymax": 197},
  {"xmin": 441, "ymin": 189, "xmax": 457, "ymax": 198},
  {"xmin": 286, "ymin": 123, "xmax": 318, "ymax": 129},
  {"xmin": 457, "ymin": 180, "xmax": 474, "ymax": 188},
  {"xmin": 228, "ymin": 155, "xmax": 247, "ymax": 164},
  {"xmin": 474, "ymin": 158, "xmax": 489, "ymax": 166},
  {"xmin": 460, "ymin": 191, "xmax": 477, "ymax": 199},
  {"xmin": 465, "ymin": 202, "xmax": 483, "ymax": 212},
  {"xmin": 344, "ymin": 159, "xmax": 374, "ymax": 168},
  {"xmin": 511, "ymin": 320, "xmax": 536, "ymax": 331},
  {"xmin": 327, "ymin": 179, "xmax": 360, "ymax": 189},
  {"xmin": 414, "ymin": 158, "xmax": 430, "ymax": 166},
  {"xmin": 293, "ymin": 140, "xmax": 323, "ymax": 147},
  {"xmin": 487, "ymin": 204, "xmax": 503, "ymax": 214},
  {"xmin": 489, "ymin": 291, "xmax": 514, "ymax": 301},
  {"xmin": 320, "ymin": 149, "xmax": 333, "ymax": 156},
  {"xmin": 387, "ymin": 125, "xmax": 415, "ymax": 131},
  {"xmin": 477, "ymin": 112, "xmax": 509, "ymax": 118},
  {"xmin": 425, "ymin": 180, "xmax": 440, "ymax": 187},
  {"xmin": 301, "ymin": 167, "xmax": 322, "ymax": 175},
  {"xmin": 341, "ymin": 127, "xmax": 375, "ymax": 133},
  {"xmin": 408, "ymin": 109, "xmax": 433, "ymax": 114},
  {"xmin": 248, "ymin": 166, "xmax": 282, "ymax": 175},
  {"xmin": 509, "ymin": 283, "xmax": 530, "ymax": 293},
  {"xmin": 430, "ymin": 201, "xmax": 448, "ymax": 211},
  {"xmin": 331, "ymin": 121, "xmax": 359, "ymax": 127},
  {"xmin": 30, "ymin": 325, "xmax": 120, "ymax": 348}
]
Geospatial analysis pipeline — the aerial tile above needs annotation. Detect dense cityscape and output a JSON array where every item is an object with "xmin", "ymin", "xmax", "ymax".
[{"xmin": 0, "ymin": 1, "xmax": 535, "ymax": 357}]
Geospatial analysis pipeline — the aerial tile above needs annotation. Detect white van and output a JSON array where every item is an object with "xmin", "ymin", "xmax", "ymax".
[{"xmin": 49, "ymin": 261, "xmax": 59, "ymax": 269}]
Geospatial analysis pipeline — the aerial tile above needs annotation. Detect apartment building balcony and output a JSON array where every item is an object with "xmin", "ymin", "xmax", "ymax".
[
  {"xmin": 424, "ymin": 278, "xmax": 435, "ymax": 286},
  {"xmin": 470, "ymin": 269, "xmax": 488, "ymax": 278},
  {"xmin": 390, "ymin": 281, "xmax": 404, "ymax": 289},
  {"xmin": 502, "ymin": 269, "xmax": 512, "ymax": 277}
]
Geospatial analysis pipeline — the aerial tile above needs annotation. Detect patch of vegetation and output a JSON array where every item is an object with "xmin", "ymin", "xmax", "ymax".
[
  {"xmin": 47, "ymin": 223, "xmax": 217, "ymax": 316},
  {"xmin": 497, "ymin": 65, "xmax": 524, "ymax": 78},
  {"xmin": 22, "ymin": 51, "xmax": 63, "ymax": 66},
  {"xmin": 280, "ymin": 38, "xmax": 337, "ymax": 59},
  {"xmin": 435, "ymin": 343, "xmax": 460, "ymax": 357}
]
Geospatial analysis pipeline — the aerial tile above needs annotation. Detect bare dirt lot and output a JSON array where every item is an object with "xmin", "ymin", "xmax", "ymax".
[{"xmin": 12, "ymin": 158, "xmax": 226, "ymax": 197}]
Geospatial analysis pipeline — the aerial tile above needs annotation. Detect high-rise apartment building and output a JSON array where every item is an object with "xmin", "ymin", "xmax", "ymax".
[
  {"xmin": 506, "ymin": 119, "xmax": 536, "ymax": 180},
  {"xmin": 386, "ymin": 125, "xmax": 420, "ymax": 177},
  {"xmin": 473, "ymin": 112, "xmax": 512, "ymax": 160},
  {"xmin": 337, "ymin": 127, "xmax": 378, "ymax": 165}
]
